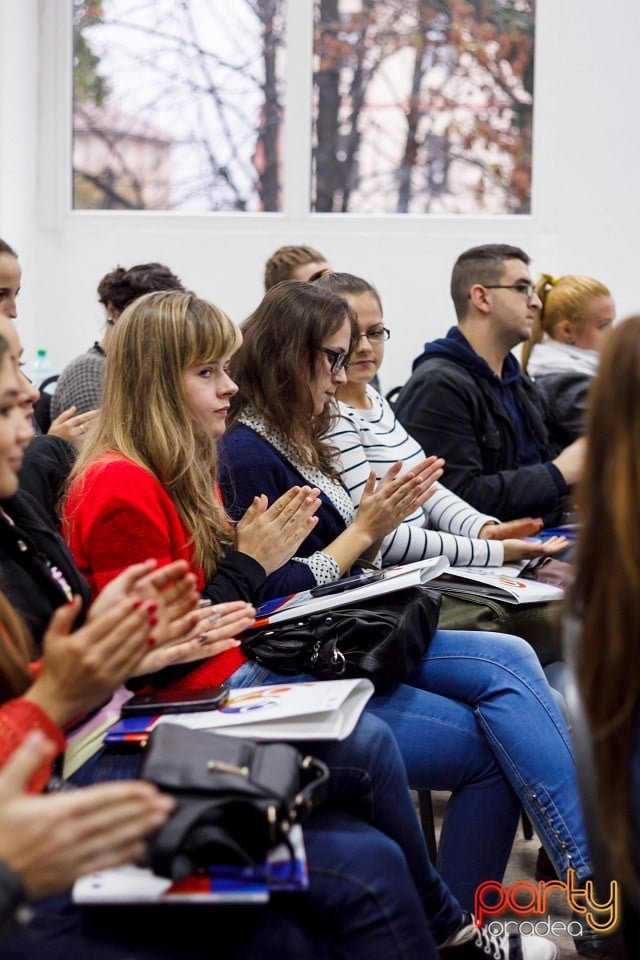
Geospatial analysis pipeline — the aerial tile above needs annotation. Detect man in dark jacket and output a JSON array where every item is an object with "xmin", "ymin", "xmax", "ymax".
[{"xmin": 394, "ymin": 244, "xmax": 583, "ymax": 524}]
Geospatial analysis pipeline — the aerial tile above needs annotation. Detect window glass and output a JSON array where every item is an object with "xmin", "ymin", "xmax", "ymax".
[
  {"xmin": 72, "ymin": 0, "xmax": 287, "ymax": 211},
  {"xmin": 312, "ymin": 0, "xmax": 535, "ymax": 214},
  {"xmin": 72, "ymin": 1, "xmax": 535, "ymax": 216}
]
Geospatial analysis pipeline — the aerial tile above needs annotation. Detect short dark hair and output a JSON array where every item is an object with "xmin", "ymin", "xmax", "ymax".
[
  {"xmin": 450, "ymin": 243, "xmax": 530, "ymax": 320},
  {"xmin": 0, "ymin": 239, "xmax": 17, "ymax": 258},
  {"xmin": 97, "ymin": 262, "xmax": 184, "ymax": 314}
]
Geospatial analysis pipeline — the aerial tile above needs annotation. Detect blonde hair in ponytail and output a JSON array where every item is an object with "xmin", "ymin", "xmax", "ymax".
[{"xmin": 521, "ymin": 273, "xmax": 611, "ymax": 372}]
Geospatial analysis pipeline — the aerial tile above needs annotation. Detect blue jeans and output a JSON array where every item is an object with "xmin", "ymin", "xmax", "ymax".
[
  {"xmin": 231, "ymin": 628, "xmax": 592, "ymax": 910},
  {"xmin": 71, "ymin": 712, "xmax": 457, "ymax": 957}
]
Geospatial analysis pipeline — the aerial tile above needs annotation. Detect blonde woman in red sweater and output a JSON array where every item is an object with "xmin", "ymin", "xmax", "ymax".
[{"xmin": 60, "ymin": 289, "xmax": 588, "ymax": 953}]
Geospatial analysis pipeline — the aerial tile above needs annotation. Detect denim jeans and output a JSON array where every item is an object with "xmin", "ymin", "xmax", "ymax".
[
  {"xmin": 71, "ymin": 711, "xmax": 455, "ymax": 957},
  {"xmin": 231, "ymin": 628, "xmax": 592, "ymax": 911},
  {"xmin": 409, "ymin": 630, "xmax": 591, "ymax": 886}
]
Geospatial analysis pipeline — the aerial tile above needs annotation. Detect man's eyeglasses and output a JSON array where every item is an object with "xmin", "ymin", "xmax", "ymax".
[
  {"xmin": 357, "ymin": 327, "xmax": 391, "ymax": 343},
  {"xmin": 320, "ymin": 347, "xmax": 350, "ymax": 374},
  {"xmin": 483, "ymin": 282, "xmax": 536, "ymax": 299}
]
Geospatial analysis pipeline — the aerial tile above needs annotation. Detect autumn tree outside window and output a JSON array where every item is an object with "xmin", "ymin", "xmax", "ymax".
[{"xmin": 72, "ymin": 0, "xmax": 535, "ymax": 215}]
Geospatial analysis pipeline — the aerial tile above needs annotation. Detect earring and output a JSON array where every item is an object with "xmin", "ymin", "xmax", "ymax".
[{"xmin": 566, "ymin": 337, "xmax": 575, "ymax": 346}]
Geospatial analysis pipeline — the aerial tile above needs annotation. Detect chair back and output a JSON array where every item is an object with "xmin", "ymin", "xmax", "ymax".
[{"xmin": 33, "ymin": 374, "xmax": 59, "ymax": 434}]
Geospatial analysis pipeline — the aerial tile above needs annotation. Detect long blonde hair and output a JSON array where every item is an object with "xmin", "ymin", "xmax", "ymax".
[
  {"xmin": 522, "ymin": 273, "xmax": 610, "ymax": 371},
  {"xmin": 68, "ymin": 290, "xmax": 242, "ymax": 577},
  {"xmin": 572, "ymin": 314, "xmax": 640, "ymax": 895}
]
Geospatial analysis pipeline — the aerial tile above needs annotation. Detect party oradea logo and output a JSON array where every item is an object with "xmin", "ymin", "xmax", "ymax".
[{"xmin": 474, "ymin": 870, "xmax": 619, "ymax": 937}]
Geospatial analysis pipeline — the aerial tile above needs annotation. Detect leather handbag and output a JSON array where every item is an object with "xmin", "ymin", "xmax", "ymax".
[
  {"xmin": 241, "ymin": 585, "xmax": 441, "ymax": 693},
  {"xmin": 141, "ymin": 723, "xmax": 330, "ymax": 880}
]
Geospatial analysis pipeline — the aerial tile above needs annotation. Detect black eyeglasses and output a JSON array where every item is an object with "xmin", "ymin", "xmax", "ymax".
[
  {"xmin": 320, "ymin": 347, "xmax": 350, "ymax": 374},
  {"xmin": 358, "ymin": 327, "xmax": 390, "ymax": 343},
  {"xmin": 483, "ymin": 282, "xmax": 536, "ymax": 299}
]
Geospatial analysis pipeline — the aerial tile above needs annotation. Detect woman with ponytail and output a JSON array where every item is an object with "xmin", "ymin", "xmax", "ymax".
[{"xmin": 521, "ymin": 273, "xmax": 614, "ymax": 447}]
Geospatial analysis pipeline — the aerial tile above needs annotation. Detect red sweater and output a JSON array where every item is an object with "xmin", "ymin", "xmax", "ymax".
[
  {"xmin": 64, "ymin": 456, "xmax": 245, "ymax": 691},
  {"xmin": 0, "ymin": 698, "xmax": 66, "ymax": 792}
]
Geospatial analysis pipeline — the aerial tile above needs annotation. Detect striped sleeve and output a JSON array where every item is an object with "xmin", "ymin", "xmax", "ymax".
[{"xmin": 331, "ymin": 398, "xmax": 504, "ymax": 567}]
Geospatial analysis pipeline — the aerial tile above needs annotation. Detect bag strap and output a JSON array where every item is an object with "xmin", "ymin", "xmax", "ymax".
[
  {"xmin": 150, "ymin": 798, "xmax": 255, "ymax": 880},
  {"xmin": 294, "ymin": 755, "xmax": 330, "ymax": 816}
]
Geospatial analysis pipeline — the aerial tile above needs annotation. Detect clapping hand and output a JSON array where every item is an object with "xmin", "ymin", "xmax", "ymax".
[
  {"xmin": 0, "ymin": 731, "xmax": 173, "ymax": 900},
  {"xmin": 133, "ymin": 600, "xmax": 256, "ymax": 673},
  {"xmin": 235, "ymin": 485, "xmax": 321, "ymax": 574},
  {"xmin": 479, "ymin": 517, "xmax": 545, "ymax": 541},
  {"xmin": 48, "ymin": 406, "xmax": 99, "ymax": 448},
  {"xmin": 501, "ymin": 535, "xmax": 570, "ymax": 564},
  {"xmin": 355, "ymin": 457, "xmax": 445, "ymax": 542},
  {"xmin": 479, "ymin": 519, "xmax": 570, "ymax": 563},
  {"xmin": 26, "ymin": 594, "xmax": 159, "ymax": 727}
]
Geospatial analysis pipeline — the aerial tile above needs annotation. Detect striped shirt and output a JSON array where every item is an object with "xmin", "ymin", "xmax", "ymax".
[{"xmin": 330, "ymin": 386, "xmax": 505, "ymax": 567}]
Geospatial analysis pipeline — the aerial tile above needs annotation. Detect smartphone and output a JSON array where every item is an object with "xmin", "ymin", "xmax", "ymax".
[
  {"xmin": 120, "ymin": 686, "xmax": 229, "ymax": 716},
  {"xmin": 310, "ymin": 571, "xmax": 385, "ymax": 598}
]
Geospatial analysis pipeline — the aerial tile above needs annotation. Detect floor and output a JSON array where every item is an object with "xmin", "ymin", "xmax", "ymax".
[{"xmin": 430, "ymin": 791, "xmax": 577, "ymax": 958}]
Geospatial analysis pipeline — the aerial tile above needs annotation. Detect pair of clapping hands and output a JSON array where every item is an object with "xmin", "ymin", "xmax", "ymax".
[
  {"xmin": 24, "ymin": 558, "xmax": 256, "ymax": 730},
  {"xmin": 232, "ymin": 471, "xmax": 570, "ymax": 574},
  {"xmin": 234, "ymin": 462, "xmax": 447, "ymax": 574}
]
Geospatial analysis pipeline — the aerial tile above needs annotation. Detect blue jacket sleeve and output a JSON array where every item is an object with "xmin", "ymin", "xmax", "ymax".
[{"xmin": 218, "ymin": 425, "xmax": 338, "ymax": 600}]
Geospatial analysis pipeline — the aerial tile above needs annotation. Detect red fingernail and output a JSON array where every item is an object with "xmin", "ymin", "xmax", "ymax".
[
  {"xmin": 147, "ymin": 636, "xmax": 156, "ymax": 647},
  {"xmin": 133, "ymin": 600, "xmax": 143, "ymax": 609},
  {"xmin": 147, "ymin": 603, "xmax": 158, "ymax": 613},
  {"xmin": 148, "ymin": 615, "xmax": 159, "ymax": 627}
]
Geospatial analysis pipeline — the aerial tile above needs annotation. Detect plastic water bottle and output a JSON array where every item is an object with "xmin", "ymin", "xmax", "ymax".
[{"xmin": 30, "ymin": 349, "xmax": 54, "ymax": 392}]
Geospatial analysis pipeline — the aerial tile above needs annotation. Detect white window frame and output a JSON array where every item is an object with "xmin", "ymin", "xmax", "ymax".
[{"xmin": 38, "ymin": 0, "xmax": 555, "ymax": 242}]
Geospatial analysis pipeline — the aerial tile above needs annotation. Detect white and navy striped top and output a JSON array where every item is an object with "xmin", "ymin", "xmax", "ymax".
[{"xmin": 329, "ymin": 386, "xmax": 505, "ymax": 567}]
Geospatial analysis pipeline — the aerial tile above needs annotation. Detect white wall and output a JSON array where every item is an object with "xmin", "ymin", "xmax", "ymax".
[{"xmin": 1, "ymin": 0, "xmax": 639, "ymax": 396}]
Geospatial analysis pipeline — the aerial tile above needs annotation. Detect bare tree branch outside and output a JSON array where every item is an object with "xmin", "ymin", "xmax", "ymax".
[
  {"xmin": 72, "ymin": 0, "xmax": 535, "ymax": 215},
  {"xmin": 312, "ymin": 0, "xmax": 535, "ymax": 214},
  {"xmin": 72, "ymin": 0, "xmax": 287, "ymax": 211}
]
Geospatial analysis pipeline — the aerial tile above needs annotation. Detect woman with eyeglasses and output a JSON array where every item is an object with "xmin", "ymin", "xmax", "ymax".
[
  {"xmin": 316, "ymin": 271, "xmax": 569, "ymax": 570},
  {"xmin": 219, "ymin": 281, "xmax": 444, "ymax": 599},
  {"xmin": 217, "ymin": 279, "xmax": 598, "ymax": 923},
  {"xmin": 61, "ymin": 287, "xmax": 564, "ymax": 958}
]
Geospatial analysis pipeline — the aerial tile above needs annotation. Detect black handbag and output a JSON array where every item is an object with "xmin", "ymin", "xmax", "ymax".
[
  {"xmin": 140, "ymin": 723, "xmax": 330, "ymax": 880},
  {"xmin": 241, "ymin": 585, "xmax": 441, "ymax": 693}
]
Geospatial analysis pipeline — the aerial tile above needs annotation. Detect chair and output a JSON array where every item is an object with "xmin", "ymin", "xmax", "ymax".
[
  {"xmin": 563, "ymin": 612, "xmax": 639, "ymax": 958},
  {"xmin": 33, "ymin": 374, "xmax": 59, "ymax": 434},
  {"xmin": 416, "ymin": 790, "xmax": 532, "ymax": 866},
  {"xmin": 416, "ymin": 789, "xmax": 438, "ymax": 862},
  {"xmin": 385, "ymin": 385, "xmax": 402, "ymax": 409}
]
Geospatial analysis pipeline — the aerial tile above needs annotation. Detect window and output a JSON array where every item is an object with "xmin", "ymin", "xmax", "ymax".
[
  {"xmin": 72, "ymin": 0, "xmax": 287, "ymax": 211},
  {"xmin": 312, "ymin": 0, "xmax": 535, "ymax": 214},
  {"xmin": 72, "ymin": 0, "xmax": 535, "ymax": 215}
]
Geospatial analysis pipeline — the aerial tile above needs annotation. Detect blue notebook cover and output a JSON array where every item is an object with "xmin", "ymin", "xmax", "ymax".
[{"xmin": 104, "ymin": 713, "xmax": 160, "ymax": 744}]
